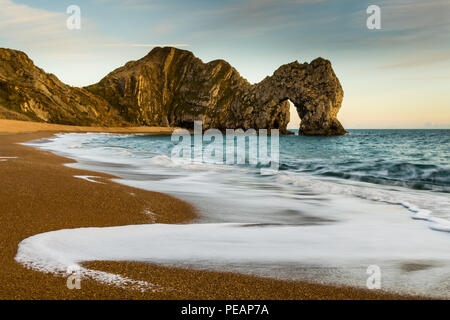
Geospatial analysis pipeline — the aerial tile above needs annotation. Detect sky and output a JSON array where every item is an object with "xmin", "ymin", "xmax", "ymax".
[{"xmin": 0, "ymin": 0, "xmax": 449, "ymax": 129}]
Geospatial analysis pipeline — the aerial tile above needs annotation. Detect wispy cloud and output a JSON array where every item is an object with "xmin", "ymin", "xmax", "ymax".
[
  {"xmin": 360, "ymin": 0, "xmax": 450, "ymax": 47},
  {"xmin": 0, "ymin": 0, "xmax": 65, "ymax": 40},
  {"xmin": 424, "ymin": 122, "xmax": 450, "ymax": 129},
  {"xmin": 94, "ymin": 0, "xmax": 153, "ymax": 8},
  {"xmin": 380, "ymin": 0, "xmax": 450, "ymax": 32},
  {"xmin": 0, "ymin": 0, "xmax": 189, "ymax": 52},
  {"xmin": 190, "ymin": 0, "xmax": 330, "ymax": 37},
  {"xmin": 152, "ymin": 23, "xmax": 174, "ymax": 35},
  {"xmin": 379, "ymin": 50, "xmax": 450, "ymax": 69},
  {"xmin": 352, "ymin": 0, "xmax": 450, "ymax": 69},
  {"xmin": 0, "ymin": 0, "xmax": 105, "ymax": 52}
]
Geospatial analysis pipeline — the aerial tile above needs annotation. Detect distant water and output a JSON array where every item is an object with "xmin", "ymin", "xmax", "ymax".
[
  {"xmin": 285, "ymin": 129, "xmax": 449, "ymax": 193},
  {"xmin": 19, "ymin": 129, "xmax": 450, "ymax": 298}
]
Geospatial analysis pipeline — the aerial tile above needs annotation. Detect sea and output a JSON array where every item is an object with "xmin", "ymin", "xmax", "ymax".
[{"xmin": 17, "ymin": 129, "xmax": 450, "ymax": 298}]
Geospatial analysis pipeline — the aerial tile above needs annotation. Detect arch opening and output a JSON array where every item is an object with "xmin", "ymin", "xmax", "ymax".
[{"xmin": 286, "ymin": 100, "xmax": 301, "ymax": 135}]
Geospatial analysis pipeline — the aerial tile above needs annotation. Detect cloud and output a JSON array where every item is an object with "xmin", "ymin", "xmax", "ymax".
[
  {"xmin": 94, "ymin": 0, "xmax": 153, "ymax": 8},
  {"xmin": 0, "ymin": 0, "xmax": 105, "ymax": 52},
  {"xmin": 152, "ymin": 23, "xmax": 174, "ymax": 35},
  {"xmin": 380, "ymin": 0, "xmax": 450, "ymax": 32},
  {"xmin": 0, "ymin": 0, "xmax": 189, "ymax": 53},
  {"xmin": 190, "ymin": 0, "xmax": 330, "ymax": 36},
  {"xmin": 360, "ymin": 0, "xmax": 450, "ymax": 47},
  {"xmin": 0, "ymin": 0, "xmax": 64, "ymax": 39},
  {"xmin": 379, "ymin": 50, "xmax": 450, "ymax": 69},
  {"xmin": 424, "ymin": 122, "xmax": 450, "ymax": 129},
  {"xmin": 352, "ymin": 0, "xmax": 450, "ymax": 69}
]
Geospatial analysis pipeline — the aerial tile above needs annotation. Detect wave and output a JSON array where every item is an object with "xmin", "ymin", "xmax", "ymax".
[
  {"xmin": 285, "ymin": 160, "xmax": 450, "ymax": 193},
  {"xmin": 276, "ymin": 172, "xmax": 450, "ymax": 233}
]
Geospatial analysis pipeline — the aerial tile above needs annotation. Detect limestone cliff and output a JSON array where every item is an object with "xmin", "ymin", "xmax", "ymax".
[
  {"xmin": 86, "ymin": 47, "xmax": 255, "ymax": 130},
  {"xmin": 0, "ymin": 47, "xmax": 346, "ymax": 135},
  {"xmin": 86, "ymin": 47, "xmax": 345, "ymax": 135},
  {"xmin": 0, "ymin": 48, "xmax": 124, "ymax": 126}
]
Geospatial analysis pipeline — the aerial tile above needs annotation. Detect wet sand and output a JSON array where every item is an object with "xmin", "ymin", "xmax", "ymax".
[{"xmin": 0, "ymin": 120, "xmax": 416, "ymax": 299}]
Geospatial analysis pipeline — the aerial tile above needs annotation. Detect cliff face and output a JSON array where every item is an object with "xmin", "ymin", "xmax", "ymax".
[
  {"xmin": 0, "ymin": 46, "xmax": 346, "ymax": 135},
  {"xmin": 86, "ymin": 47, "xmax": 254, "ymax": 130},
  {"xmin": 86, "ymin": 47, "xmax": 345, "ymax": 135},
  {"xmin": 0, "ymin": 48, "xmax": 124, "ymax": 126}
]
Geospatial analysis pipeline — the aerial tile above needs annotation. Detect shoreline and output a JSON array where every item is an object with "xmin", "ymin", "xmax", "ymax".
[
  {"xmin": 0, "ymin": 121, "xmax": 418, "ymax": 299},
  {"xmin": 0, "ymin": 119, "xmax": 177, "ymax": 134}
]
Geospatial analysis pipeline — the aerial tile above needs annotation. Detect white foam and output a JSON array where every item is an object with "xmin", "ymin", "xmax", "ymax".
[
  {"xmin": 276, "ymin": 172, "xmax": 450, "ymax": 233},
  {"xmin": 0, "ymin": 156, "xmax": 18, "ymax": 162},
  {"xmin": 15, "ymin": 230, "xmax": 161, "ymax": 292},
  {"xmin": 149, "ymin": 154, "xmax": 248, "ymax": 173},
  {"xmin": 429, "ymin": 217, "xmax": 450, "ymax": 233},
  {"xmin": 15, "ymin": 218, "xmax": 450, "ymax": 298},
  {"xmin": 73, "ymin": 175, "xmax": 105, "ymax": 184},
  {"xmin": 143, "ymin": 209, "xmax": 160, "ymax": 223}
]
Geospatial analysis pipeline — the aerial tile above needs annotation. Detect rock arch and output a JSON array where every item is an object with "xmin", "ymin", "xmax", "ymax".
[
  {"xmin": 85, "ymin": 47, "xmax": 346, "ymax": 135},
  {"xmin": 248, "ymin": 58, "xmax": 346, "ymax": 136}
]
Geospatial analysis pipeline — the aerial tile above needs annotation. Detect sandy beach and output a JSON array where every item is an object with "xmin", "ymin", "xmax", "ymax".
[{"xmin": 0, "ymin": 120, "xmax": 414, "ymax": 299}]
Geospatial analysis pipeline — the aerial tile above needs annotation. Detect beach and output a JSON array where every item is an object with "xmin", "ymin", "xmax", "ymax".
[{"xmin": 0, "ymin": 120, "xmax": 416, "ymax": 299}]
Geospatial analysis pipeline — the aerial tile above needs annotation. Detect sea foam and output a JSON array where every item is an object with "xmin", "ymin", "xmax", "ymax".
[{"xmin": 18, "ymin": 132, "xmax": 450, "ymax": 298}]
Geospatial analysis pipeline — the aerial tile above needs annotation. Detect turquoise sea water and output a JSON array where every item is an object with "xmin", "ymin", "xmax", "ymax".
[
  {"xmin": 30, "ymin": 129, "xmax": 450, "ymax": 221},
  {"xmin": 73, "ymin": 129, "xmax": 450, "ymax": 192},
  {"xmin": 283, "ymin": 129, "xmax": 450, "ymax": 193}
]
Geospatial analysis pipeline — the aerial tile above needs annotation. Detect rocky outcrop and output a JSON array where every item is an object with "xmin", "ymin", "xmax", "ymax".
[
  {"xmin": 0, "ymin": 48, "xmax": 124, "ymax": 126},
  {"xmin": 250, "ymin": 58, "xmax": 346, "ymax": 135},
  {"xmin": 86, "ymin": 47, "xmax": 256, "ymax": 130},
  {"xmin": 86, "ymin": 47, "xmax": 345, "ymax": 135},
  {"xmin": 0, "ymin": 46, "xmax": 346, "ymax": 135}
]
